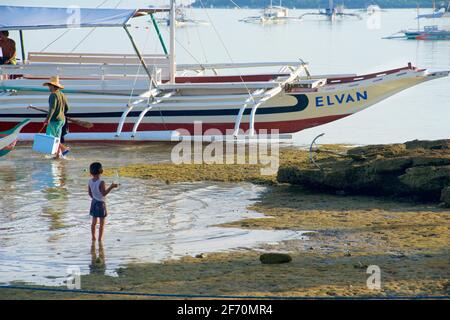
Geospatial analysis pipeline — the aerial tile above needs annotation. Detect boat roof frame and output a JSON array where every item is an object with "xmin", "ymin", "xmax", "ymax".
[{"xmin": 0, "ymin": 6, "xmax": 170, "ymax": 31}]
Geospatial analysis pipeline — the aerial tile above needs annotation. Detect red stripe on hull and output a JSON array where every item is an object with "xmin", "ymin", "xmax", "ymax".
[{"xmin": 0, "ymin": 114, "xmax": 349, "ymax": 137}]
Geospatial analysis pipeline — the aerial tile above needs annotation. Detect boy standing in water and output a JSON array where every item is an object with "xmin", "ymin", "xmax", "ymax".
[{"xmin": 88, "ymin": 162, "xmax": 118, "ymax": 242}]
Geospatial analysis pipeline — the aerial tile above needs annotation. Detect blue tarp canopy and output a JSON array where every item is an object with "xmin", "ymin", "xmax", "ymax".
[{"xmin": 0, "ymin": 5, "xmax": 169, "ymax": 31}]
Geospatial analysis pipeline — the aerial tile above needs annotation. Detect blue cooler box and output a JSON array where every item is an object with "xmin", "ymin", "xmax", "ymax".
[{"xmin": 32, "ymin": 134, "xmax": 60, "ymax": 155}]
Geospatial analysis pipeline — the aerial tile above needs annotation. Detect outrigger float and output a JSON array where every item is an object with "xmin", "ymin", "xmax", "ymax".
[{"xmin": 0, "ymin": 3, "xmax": 448, "ymax": 142}]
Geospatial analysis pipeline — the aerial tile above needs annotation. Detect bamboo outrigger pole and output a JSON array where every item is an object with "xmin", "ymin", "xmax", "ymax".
[
  {"xmin": 150, "ymin": 13, "xmax": 168, "ymax": 55},
  {"xmin": 123, "ymin": 25, "xmax": 157, "ymax": 88},
  {"xmin": 169, "ymin": 0, "xmax": 176, "ymax": 83},
  {"xmin": 19, "ymin": 30, "xmax": 26, "ymax": 63}
]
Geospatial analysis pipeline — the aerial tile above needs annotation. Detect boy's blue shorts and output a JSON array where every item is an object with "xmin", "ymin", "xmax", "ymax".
[{"xmin": 90, "ymin": 199, "xmax": 108, "ymax": 218}]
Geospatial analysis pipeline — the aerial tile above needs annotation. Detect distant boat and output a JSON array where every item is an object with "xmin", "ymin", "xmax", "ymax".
[
  {"xmin": 300, "ymin": 0, "xmax": 361, "ymax": 21},
  {"xmin": 417, "ymin": 2, "xmax": 450, "ymax": 19},
  {"xmin": 0, "ymin": 119, "xmax": 30, "ymax": 157},
  {"xmin": 403, "ymin": 25, "xmax": 450, "ymax": 40},
  {"xmin": 384, "ymin": 25, "xmax": 450, "ymax": 40},
  {"xmin": 157, "ymin": 7, "xmax": 210, "ymax": 27},
  {"xmin": 240, "ymin": 1, "xmax": 301, "ymax": 24}
]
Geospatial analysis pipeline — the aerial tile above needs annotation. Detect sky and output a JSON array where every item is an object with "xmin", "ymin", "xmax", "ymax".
[{"xmin": 0, "ymin": 0, "xmax": 195, "ymax": 8}]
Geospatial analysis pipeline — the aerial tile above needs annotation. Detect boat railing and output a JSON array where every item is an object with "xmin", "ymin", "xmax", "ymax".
[
  {"xmin": 0, "ymin": 59, "xmax": 304, "ymax": 82},
  {"xmin": 0, "ymin": 63, "xmax": 166, "ymax": 80},
  {"xmin": 326, "ymin": 64, "xmax": 418, "ymax": 84},
  {"xmin": 27, "ymin": 52, "xmax": 169, "ymax": 65}
]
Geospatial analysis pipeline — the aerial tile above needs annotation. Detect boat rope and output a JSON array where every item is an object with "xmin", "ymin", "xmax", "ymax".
[
  {"xmin": 69, "ymin": 0, "xmax": 124, "ymax": 53},
  {"xmin": 192, "ymin": 7, "xmax": 209, "ymax": 64},
  {"xmin": 127, "ymin": 23, "xmax": 153, "ymax": 107},
  {"xmin": 39, "ymin": 0, "xmax": 111, "ymax": 52},
  {"xmin": 197, "ymin": 0, "xmax": 255, "ymax": 104},
  {"xmin": 1, "ymin": 285, "xmax": 448, "ymax": 300},
  {"xmin": 175, "ymin": 39, "xmax": 205, "ymax": 67},
  {"xmin": 70, "ymin": 29, "xmax": 98, "ymax": 53}
]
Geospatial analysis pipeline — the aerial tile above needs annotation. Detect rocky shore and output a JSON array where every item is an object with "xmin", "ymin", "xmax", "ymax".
[
  {"xmin": 1, "ymin": 140, "xmax": 449, "ymax": 299},
  {"xmin": 278, "ymin": 140, "xmax": 450, "ymax": 206}
]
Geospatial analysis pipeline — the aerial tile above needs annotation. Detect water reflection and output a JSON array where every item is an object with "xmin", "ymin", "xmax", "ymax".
[
  {"xmin": 40, "ymin": 161, "xmax": 69, "ymax": 235},
  {"xmin": 0, "ymin": 146, "xmax": 304, "ymax": 286},
  {"xmin": 89, "ymin": 242, "xmax": 106, "ymax": 275},
  {"xmin": 0, "ymin": 163, "xmax": 19, "ymax": 222}
]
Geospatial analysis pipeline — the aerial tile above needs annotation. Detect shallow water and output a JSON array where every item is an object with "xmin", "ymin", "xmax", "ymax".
[{"xmin": 0, "ymin": 144, "xmax": 306, "ymax": 286}]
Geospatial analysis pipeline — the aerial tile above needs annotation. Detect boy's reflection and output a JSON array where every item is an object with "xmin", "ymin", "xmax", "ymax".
[{"xmin": 89, "ymin": 241, "xmax": 106, "ymax": 275}]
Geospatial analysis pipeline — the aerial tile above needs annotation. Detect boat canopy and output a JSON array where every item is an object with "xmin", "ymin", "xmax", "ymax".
[{"xmin": 0, "ymin": 5, "xmax": 170, "ymax": 31}]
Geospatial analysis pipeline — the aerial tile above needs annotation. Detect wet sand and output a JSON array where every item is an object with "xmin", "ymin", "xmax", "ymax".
[{"xmin": 1, "ymin": 147, "xmax": 449, "ymax": 299}]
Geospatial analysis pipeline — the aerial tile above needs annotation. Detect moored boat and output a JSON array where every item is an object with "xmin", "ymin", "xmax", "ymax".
[
  {"xmin": 417, "ymin": 2, "xmax": 450, "ymax": 19},
  {"xmin": 300, "ymin": 0, "xmax": 361, "ymax": 21},
  {"xmin": 404, "ymin": 25, "xmax": 450, "ymax": 40},
  {"xmin": 240, "ymin": 1, "xmax": 300, "ymax": 24},
  {"xmin": 0, "ymin": 3, "xmax": 449, "ymax": 142}
]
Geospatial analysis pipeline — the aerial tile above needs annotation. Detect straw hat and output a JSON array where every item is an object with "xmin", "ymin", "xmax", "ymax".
[{"xmin": 43, "ymin": 76, "xmax": 64, "ymax": 89}]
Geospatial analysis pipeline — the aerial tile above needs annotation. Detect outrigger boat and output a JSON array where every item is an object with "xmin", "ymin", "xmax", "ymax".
[
  {"xmin": 156, "ymin": 7, "xmax": 210, "ymax": 27},
  {"xmin": 240, "ymin": 1, "xmax": 300, "ymax": 24},
  {"xmin": 0, "ymin": 119, "xmax": 30, "ymax": 156},
  {"xmin": 0, "ymin": 3, "xmax": 449, "ymax": 142},
  {"xmin": 385, "ymin": 4, "xmax": 450, "ymax": 41},
  {"xmin": 402, "ymin": 25, "xmax": 450, "ymax": 40},
  {"xmin": 417, "ymin": 2, "xmax": 450, "ymax": 19},
  {"xmin": 300, "ymin": 0, "xmax": 361, "ymax": 21}
]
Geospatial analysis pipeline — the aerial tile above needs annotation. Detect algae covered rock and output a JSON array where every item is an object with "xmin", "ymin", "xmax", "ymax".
[
  {"xmin": 405, "ymin": 139, "xmax": 450, "ymax": 150},
  {"xmin": 399, "ymin": 165, "xmax": 450, "ymax": 199},
  {"xmin": 347, "ymin": 144, "xmax": 406, "ymax": 158},
  {"xmin": 441, "ymin": 187, "xmax": 450, "ymax": 207},
  {"xmin": 277, "ymin": 140, "xmax": 450, "ymax": 203},
  {"xmin": 259, "ymin": 253, "xmax": 292, "ymax": 264}
]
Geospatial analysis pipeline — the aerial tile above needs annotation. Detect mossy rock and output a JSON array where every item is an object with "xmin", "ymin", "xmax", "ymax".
[
  {"xmin": 259, "ymin": 253, "xmax": 292, "ymax": 264},
  {"xmin": 440, "ymin": 187, "xmax": 450, "ymax": 207},
  {"xmin": 405, "ymin": 139, "xmax": 450, "ymax": 150},
  {"xmin": 368, "ymin": 157, "xmax": 413, "ymax": 174},
  {"xmin": 410, "ymin": 156, "xmax": 450, "ymax": 167},
  {"xmin": 347, "ymin": 144, "xmax": 406, "ymax": 158},
  {"xmin": 399, "ymin": 165, "xmax": 450, "ymax": 199}
]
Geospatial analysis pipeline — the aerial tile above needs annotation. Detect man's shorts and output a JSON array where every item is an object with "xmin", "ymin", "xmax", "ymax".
[{"xmin": 46, "ymin": 120, "xmax": 64, "ymax": 138}]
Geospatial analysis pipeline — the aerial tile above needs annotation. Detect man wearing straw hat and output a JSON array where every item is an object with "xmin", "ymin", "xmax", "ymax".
[{"xmin": 43, "ymin": 76, "xmax": 70, "ymax": 157}]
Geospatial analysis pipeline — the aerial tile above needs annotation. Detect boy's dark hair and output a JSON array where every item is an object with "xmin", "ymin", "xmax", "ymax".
[
  {"xmin": 90, "ymin": 162, "xmax": 103, "ymax": 175},
  {"xmin": 1, "ymin": 31, "xmax": 9, "ymax": 37}
]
